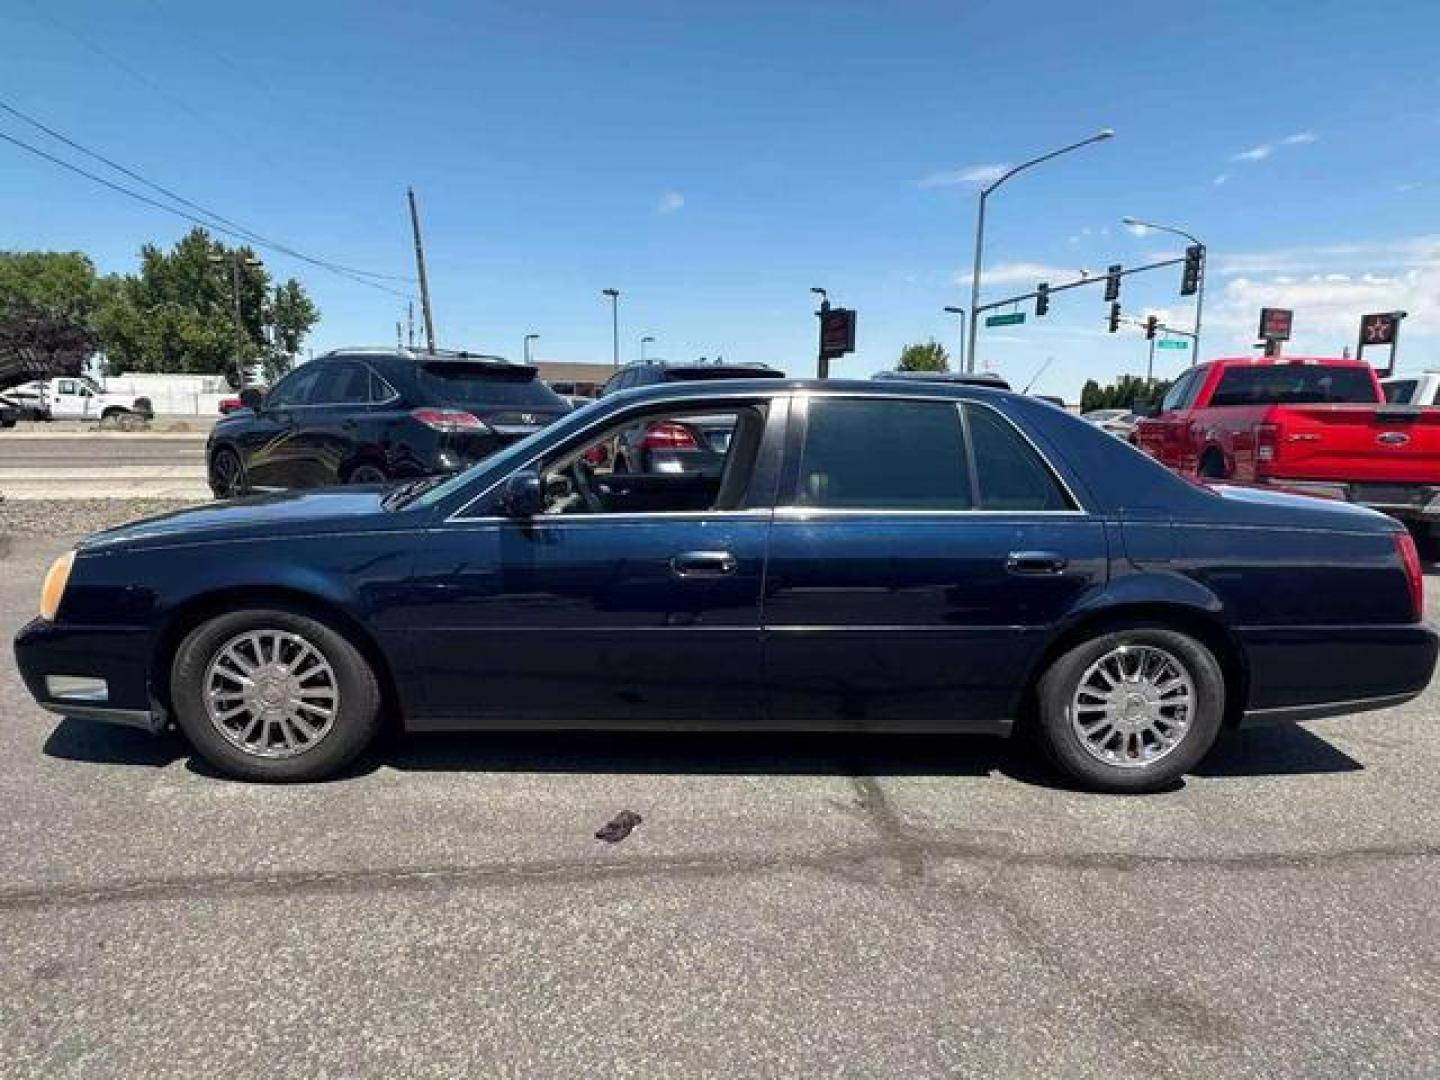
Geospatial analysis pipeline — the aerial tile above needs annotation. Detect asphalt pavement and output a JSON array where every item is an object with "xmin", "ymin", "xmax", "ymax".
[
  {"xmin": 0, "ymin": 434, "xmax": 208, "ymax": 500},
  {"xmin": 1, "ymin": 524, "xmax": 1438, "ymax": 1078}
]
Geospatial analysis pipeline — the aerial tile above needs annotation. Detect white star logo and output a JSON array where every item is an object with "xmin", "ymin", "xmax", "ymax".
[{"xmin": 1365, "ymin": 317, "xmax": 1391, "ymax": 343}]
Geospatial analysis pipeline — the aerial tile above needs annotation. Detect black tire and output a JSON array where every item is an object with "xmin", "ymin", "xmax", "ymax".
[
  {"xmin": 1033, "ymin": 624, "xmax": 1225, "ymax": 793},
  {"xmin": 209, "ymin": 446, "xmax": 245, "ymax": 499},
  {"xmin": 1198, "ymin": 450, "xmax": 1227, "ymax": 480},
  {"xmin": 347, "ymin": 462, "xmax": 388, "ymax": 485},
  {"xmin": 170, "ymin": 608, "xmax": 381, "ymax": 782}
]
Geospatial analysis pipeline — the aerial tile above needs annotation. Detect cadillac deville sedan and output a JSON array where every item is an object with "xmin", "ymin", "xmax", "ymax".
[{"xmin": 15, "ymin": 379, "xmax": 1438, "ymax": 792}]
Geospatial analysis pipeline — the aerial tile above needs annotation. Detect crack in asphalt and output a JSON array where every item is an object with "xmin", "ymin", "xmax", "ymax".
[{"xmin": 1, "ymin": 832, "xmax": 1435, "ymax": 914}]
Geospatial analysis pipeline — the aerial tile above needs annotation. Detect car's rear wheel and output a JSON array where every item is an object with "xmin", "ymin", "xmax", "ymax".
[
  {"xmin": 209, "ymin": 446, "xmax": 245, "ymax": 498},
  {"xmin": 1034, "ymin": 625, "xmax": 1224, "ymax": 793},
  {"xmin": 347, "ymin": 462, "xmax": 388, "ymax": 485},
  {"xmin": 170, "ymin": 609, "xmax": 381, "ymax": 782}
]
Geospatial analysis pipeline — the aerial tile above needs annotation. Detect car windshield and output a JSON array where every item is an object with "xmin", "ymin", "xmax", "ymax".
[
  {"xmin": 1208, "ymin": 365, "xmax": 1379, "ymax": 406},
  {"xmin": 416, "ymin": 362, "xmax": 567, "ymax": 410}
]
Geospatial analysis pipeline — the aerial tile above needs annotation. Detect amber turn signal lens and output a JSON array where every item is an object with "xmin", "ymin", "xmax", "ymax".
[{"xmin": 39, "ymin": 551, "xmax": 76, "ymax": 621}]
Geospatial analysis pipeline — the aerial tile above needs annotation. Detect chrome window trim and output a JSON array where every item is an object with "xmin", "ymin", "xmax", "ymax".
[
  {"xmin": 445, "ymin": 386, "xmax": 1089, "ymax": 523},
  {"xmin": 440, "ymin": 508, "xmax": 774, "ymax": 527}
]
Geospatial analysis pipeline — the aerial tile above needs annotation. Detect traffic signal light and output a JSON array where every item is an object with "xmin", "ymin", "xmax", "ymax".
[
  {"xmin": 1103, "ymin": 264, "xmax": 1122, "ymax": 302},
  {"xmin": 1035, "ymin": 282, "xmax": 1050, "ymax": 318},
  {"xmin": 1107, "ymin": 302, "xmax": 1121, "ymax": 333},
  {"xmin": 1145, "ymin": 315, "xmax": 1158, "ymax": 341},
  {"xmin": 1180, "ymin": 244, "xmax": 1204, "ymax": 297}
]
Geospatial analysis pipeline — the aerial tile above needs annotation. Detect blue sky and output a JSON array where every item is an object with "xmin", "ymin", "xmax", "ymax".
[{"xmin": 3, "ymin": 0, "xmax": 1439, "ymax": 399}]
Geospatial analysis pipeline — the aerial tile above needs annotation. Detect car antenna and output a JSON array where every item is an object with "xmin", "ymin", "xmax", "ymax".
[{"xmin": 1023, "ymin": 357, "xmax": 1053, "ymax": 393}]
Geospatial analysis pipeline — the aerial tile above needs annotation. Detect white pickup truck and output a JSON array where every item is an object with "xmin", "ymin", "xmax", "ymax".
[
  {"xmin": 1382, "ymin": 372, "xmax": 1440, "ymax": 406},
  {"xmin": 0, "ymin": 376, "xmax": 153, "ymax": 425}
]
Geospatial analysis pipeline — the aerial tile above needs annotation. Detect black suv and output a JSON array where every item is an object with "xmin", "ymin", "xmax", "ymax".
[
  {"xmin": 207, "ymin": 349, "xmax": 569, "ymax": 497},
  {"xmin": 594, "ymin": 361, "xmax": 783, "ymax": 476}
]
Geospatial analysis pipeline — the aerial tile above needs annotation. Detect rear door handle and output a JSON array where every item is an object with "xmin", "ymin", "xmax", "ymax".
[
  {"xmin": 670, "ymin": 551, "xmax": 737, "ymax": 578},
  {"xmin": 1006, "ymin": 550, "xmax": 1068, "ymax": 575}
]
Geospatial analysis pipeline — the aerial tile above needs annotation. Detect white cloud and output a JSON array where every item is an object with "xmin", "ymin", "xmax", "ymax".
[
  {"xmin": 1213, "ymin": 173, "xmax": 1230, "ymax": 186},
  {"xmin": 953, "ymin": 261, "xmax": 1074, "ymax": 289},
  {"xmin": 1231, "ymin": 144, "xmax": 1273, "ymax": 163},
  {"xmin": 1281, "ymin": 131, "xmax": 1318, "ymax": 146},
  {"xmin": 1397, "ymin": 181, "xmax": 1423, "ymax": 192},
  {"xmin": 655, "ymin": 191, "xmax": 685, "ymax": 215},
  {"xmin": 917, "ymin": 163, "xmax": 1009, "ymax": 189}
]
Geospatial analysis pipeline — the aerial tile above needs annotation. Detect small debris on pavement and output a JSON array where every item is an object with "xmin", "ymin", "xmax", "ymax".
[{"xmin": 595, "ymin": 810, "xmax": 642, "ymax": 843}]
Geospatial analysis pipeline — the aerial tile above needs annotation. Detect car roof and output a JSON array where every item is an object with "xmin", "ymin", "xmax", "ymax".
[
  {"xmin": 871, "ymin": 370, "xmax": 1012, "ymax": 389},
  {"xmin": 1201, "ymin": 356, "xmax": 1375, "ymax": 370},
  {"xmin": 609, "ymin": 377, "xmax": 1030, "ymax": 405}
]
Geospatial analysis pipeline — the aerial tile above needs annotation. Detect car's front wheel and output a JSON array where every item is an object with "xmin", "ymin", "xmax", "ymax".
[
  {"xmin": 1034, "ymin": 625, "xmax": 1224, "ymax": 793},
  {"xmin": 170, "ymin": 609, "xmax": 382, "ymax": 782}
]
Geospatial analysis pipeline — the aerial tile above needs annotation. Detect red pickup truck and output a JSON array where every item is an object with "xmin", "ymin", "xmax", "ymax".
[{"xmin": 1135, "ymin": 356, "xmax": 1440, "ymax": 528}]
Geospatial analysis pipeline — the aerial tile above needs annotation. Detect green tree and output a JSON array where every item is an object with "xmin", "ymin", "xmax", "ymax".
[
  {"xmin": 94, "ymin": 227, "xmax": 318, "ymax": 380},
  {"xmin": 0, "ymin": 252, "xmax": 105, "ymax": 381},
  {"xmin": 1079, "ymin": 374, "xmax": 1172, "ymax": 412},
  {"xmin": 898, "ymin": 339, "xmax": 950, "ymax": 372}
]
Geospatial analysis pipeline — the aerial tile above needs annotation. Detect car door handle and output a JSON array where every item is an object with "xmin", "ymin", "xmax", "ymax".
[
  {"xmin": 670, "ymin": 551, "xmax": 737, "ymax": 578},
  {"xmin": 1006, "ymin": 550, "xmax": 1068, "ymax": 575}
]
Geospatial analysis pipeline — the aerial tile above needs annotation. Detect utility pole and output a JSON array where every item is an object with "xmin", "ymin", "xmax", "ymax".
[
  {"xmin": 406, "ymin": 302, "xmax": 415, "ymax": 349},
  {"xmin": 602, "ymin": 288, "xmax": 620, "ymax": 368},
  {"xmin": 407, "ymin": 187, "xmax": 436, "ymax": 353},
  {"xmin": 209, "ymin": 251, "xmax": 262, "ymax": 391}
]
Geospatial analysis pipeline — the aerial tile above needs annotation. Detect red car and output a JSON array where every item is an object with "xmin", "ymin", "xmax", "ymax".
[{"xmin": 1135, "ymin": 356, "xmax": 1440, "ymax": 528}]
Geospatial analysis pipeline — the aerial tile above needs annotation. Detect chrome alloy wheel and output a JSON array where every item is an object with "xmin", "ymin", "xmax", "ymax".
[
  {"xmin": 203, "ymin": 629, "xmax": 339, "ymax": 758},
  {"xmin": 1069, "ymin": 644, "xmax": 1195, "ymax": 769}
]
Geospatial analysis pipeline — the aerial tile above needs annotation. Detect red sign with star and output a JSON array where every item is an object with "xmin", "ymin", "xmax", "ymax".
[{"xmin": 1361, "ymin": 312, "xmax": 1398, "ymax": 346}]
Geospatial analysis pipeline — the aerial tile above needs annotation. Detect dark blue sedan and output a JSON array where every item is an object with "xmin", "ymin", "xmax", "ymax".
[{"xmin": 14, "ymin": 379, "xmax": 1437, "ymax": 791}]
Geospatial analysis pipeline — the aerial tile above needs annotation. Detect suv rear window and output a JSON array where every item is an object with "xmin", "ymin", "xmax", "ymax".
[
  {"xmin": 1208, "ymin": 365, "xmax": 1378, "ymax": 407},
  {"xmin": 662, "ymin": 366, "xmax": 783, "ymax": 381},
  {"xmin": 416, "ymin": 362, "xmax": 567, "ymax": 410}
]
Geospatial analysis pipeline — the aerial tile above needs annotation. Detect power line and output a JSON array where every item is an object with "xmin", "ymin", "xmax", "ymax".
[
  {"xmin": 0, "ymin": 128, "xmax": 414, "ymax": 302},
  {"xmin": 0, "ymin": 98, "xmax": 414, "ymax": 285}
]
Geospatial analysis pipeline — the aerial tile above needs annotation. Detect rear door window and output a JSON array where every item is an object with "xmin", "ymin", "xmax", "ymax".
[
  {"xmin": 964, "ymin": 405, "xmax": 1072, "ymax": 511},
  {"xmin": 266, "ymin": 365, "xmax": 321, "ymax": 408},
  {"xmin": 308, "ymin": 361, "xmax": 371, "ymax": 405},
  {"xmin": 795, "ymin": 398, "xmax": 972, "ymax": 510}
]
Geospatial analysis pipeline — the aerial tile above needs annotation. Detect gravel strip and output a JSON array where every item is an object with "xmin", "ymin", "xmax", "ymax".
[{"xmin": 0, "ymin": 498, "xmax": 202, "ymax": 538}]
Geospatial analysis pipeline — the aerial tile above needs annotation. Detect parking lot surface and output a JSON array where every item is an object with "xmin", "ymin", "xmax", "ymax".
[{"xmin": 1, "ymin": 521, "xmax": 1438, "ymax": 1078}]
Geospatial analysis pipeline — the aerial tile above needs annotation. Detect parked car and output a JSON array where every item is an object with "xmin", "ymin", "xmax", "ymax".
[
  {"xmin": 206, "ymin": 349, "xmax": 569, "ymax": 497},
  {"xmin": 1135, "ymin": 356, "xmax": 1440, "ymax": 528},
  {"xmin": 595, "ymin": 361, "xmax": 783, "ymax": 475},
  {"xmin": 17, "ymin": 378, "xmax": 1435, "ymax": 792},
  {"xmin": 1381, "ymin": 371, "xmax": 1440, "ymax": 405},
  {"xmin": 1081, "ymin": 408, "xmax": 1140, "ymax": 441},
  {"xmin": 0, "ymin": 381, "xmax": 51, "ymax": 421}
]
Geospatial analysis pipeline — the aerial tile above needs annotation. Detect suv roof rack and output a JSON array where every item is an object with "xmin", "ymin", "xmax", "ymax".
[{"xmin": 318, "ymin": 346, "xmax": 511, "ymax": 363}]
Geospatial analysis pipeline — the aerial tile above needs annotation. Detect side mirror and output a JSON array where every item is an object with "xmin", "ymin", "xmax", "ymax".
[
  {"xmin": 1132, "ymin": 399, "xmax": 1161, "ymax": 418},
  {"xmin": 239, "ymin": 388, "xmax": 263, "ymax": 412},
  {"xmin": 500, "ymin": 469, "xmax": 546, "ymax": 517}
]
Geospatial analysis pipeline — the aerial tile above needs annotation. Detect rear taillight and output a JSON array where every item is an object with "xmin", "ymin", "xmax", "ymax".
[
  {"xmin": 410, "ymin": 407, "xmax": 483, "ymax": 433},
  {"xmin": 1254, "ymin": 422, "xmax": 1279, "ymax": 465},
  {"xmin": 1395, "ymin": 530, "xmax": 1424, "ymax": 622},
  {"xmin": 639, "ymin": 422, "xmax": 698, "ymax": 450}
]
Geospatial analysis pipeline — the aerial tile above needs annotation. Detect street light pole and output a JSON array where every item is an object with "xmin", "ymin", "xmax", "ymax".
[
  {"xmin": 209, "ymin": 251, "xmax": 263, "ymax": 392},
  {"xmin": 967, "ymin": 128, "xmax": 1115, "ymax": 372},
  {"xmin": 640, "ymin": 335, "xmax": 655, "ymax": 363},
  {"xmin": 523, "ymin": 333, "xmax": 538, "ymax": 365},
  {"xmin": 602, "ymin": 288, "xmax": 620, "ymax": 369},
  {"xmin": 1123, "ymin": 216, "xmax": 1205, "ymax": 365},
  {"xmin": 942, "ymin": 306, "xmax": 966, "ymax": 373}
]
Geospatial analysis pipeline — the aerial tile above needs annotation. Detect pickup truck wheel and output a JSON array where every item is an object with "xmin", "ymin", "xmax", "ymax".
[
  {"xmin": 1034, "ymin": 625, "xmax": 1225, "ymax": 793},
  {"xmin": 170, "ymin": 609, "xmax": 381, "ymax": 782},
  {"xmin": 1198, "ymin": 450, "xmax": 1227, "ymax": 479},
  {"xmin": 209, "ymin": 446, "xmax": 246, "ymax": 498}
]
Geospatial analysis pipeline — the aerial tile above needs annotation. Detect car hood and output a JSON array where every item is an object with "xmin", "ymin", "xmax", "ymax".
[{"xmin": 78, "ymin": 487, "xmax": 421, "ymax": 552}]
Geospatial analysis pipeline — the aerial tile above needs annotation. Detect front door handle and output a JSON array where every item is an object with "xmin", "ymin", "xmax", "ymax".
[
  {"xmin": 1006, "ymin": 550, "xmax": 1068, "ymax": 575},
  {"xmin": 670, "ymin": 551, "xmax": 737, "ymax": 578}
]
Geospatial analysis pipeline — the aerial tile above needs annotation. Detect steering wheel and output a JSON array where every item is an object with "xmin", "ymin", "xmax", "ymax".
[{"xmin": 567, "ymin": 458, "xmax": 606, "ymax": 513}]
